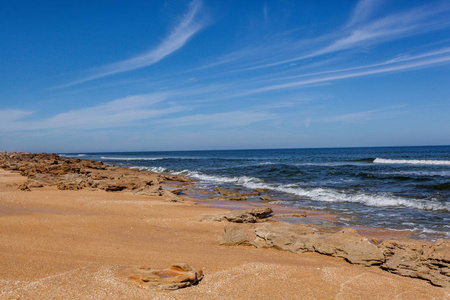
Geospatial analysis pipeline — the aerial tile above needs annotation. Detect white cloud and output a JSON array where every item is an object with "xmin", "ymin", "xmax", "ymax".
[
  {"xmin": 345, "ymin": 0, "xmax": 384, "ymax": 28},
  {"xmin": 0, "ymin": 93, "xmax": 183, "ymax": 132},
  {"xmin": 157, "ymin": 111, "xmax": 276, "ymax": 128},
  {"xmin": 319, "ymin": 105, "xmax": 407, "ymax": 123},
  {"xmin": 239, "ymin": 1, "xmax": 450, "ymax": 71},
  {"xmin": 239, "ymin": 53, "xmax": 450, "ymax": 95},
  {"xmin": 0, "ymin": 110, "xmax": 33, "ymax": 123},
  {"xmin": 62, "ymin": 0, "xmax": 205, "ymax": 87}
]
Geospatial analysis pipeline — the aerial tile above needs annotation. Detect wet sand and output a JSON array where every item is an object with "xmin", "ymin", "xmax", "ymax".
[{"xmin": 0, "ymin": 169, "xmax": 449, "ymax": 299}]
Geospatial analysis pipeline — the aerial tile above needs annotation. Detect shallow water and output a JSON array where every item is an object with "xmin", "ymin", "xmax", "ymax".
[{"xmin": 62, "ymin": 146, "xmax": 450, "ymax": 240}]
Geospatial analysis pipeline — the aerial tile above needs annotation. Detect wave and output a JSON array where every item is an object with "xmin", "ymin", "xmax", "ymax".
[
  {"xmin": 59, "ymin": 154, "xmax": 87, "ymax": 158},
  {"xmin": 280, "ymin": 186, "xmax": 449, "ymax": 212},
  {"xmin": 378, "ymin": 171, "xmax": 450, "ymax": 177},
  {"xmin": 419, "ymin": 182, "xmax": 450, "ymax": 190},
  {"xmin": 100, "ymin": 156, "xmax": 166, "ymax": 161},
  {"xmin": 352, "ymin": 158, "xmax": 376, "ymax": 163},
  {"xmin": 374, "ymin": 158, "xmax": 450, "ymax": 166},
  {"xmin": 146, "ymin": 166, "xmax": 450, "ymax": 212}
]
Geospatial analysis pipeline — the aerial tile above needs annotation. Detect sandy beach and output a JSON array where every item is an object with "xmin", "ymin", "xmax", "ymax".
[{"xmin": 0, "ymin": 157, "xmax": 449, "ymax": 299}]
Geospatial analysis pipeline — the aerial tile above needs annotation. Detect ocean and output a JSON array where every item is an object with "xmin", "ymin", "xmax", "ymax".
[{"xmin": 61, "ymin": 146, "xmax": 450, "ymax": 240}]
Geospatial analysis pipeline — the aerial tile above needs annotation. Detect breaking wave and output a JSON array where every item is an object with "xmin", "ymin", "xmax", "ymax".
[
  {"xmin": 59, "ymin": 154, "xmax": 87, "ymax": 157},
  {"xmin": 374, "ymin": 158, "xmax": 450, "ymax": 166},
  {"xmin": 100, "ymin": 156, "xmax": 165, "ymax": 161},
  {"xmin": 144, "ymin": 166, "xmax": 450, "ymax": 212}
]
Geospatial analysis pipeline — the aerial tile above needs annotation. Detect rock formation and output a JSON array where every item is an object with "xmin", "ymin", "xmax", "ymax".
[
  {"xmin": 0, "ymin": 152, "xmax": 195, "ymax": 199},
  {"xmin": 220, "ymin": 222, "xmax": 450, "ymax": 287},
  {"xmin": 128, "ymin": 264, "xmax": 203, "ymax": 290},
  {"xmin": 200, "ymin": 207, "xmax": 273, "ymax": 223}
]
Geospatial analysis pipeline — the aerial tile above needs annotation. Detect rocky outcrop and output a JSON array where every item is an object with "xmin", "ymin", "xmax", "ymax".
[
  {"xmin": 220, "ymin": 225, "xmax": 255, "ymax": 246},
  {"xmin": 380, "ymin": 238, "xmax": 450, "ymax": 287},
  {"xmin": 260, "ymin": 194, "xmax": 277, "ymax": 202},
  {"xmin": 200, "ymin": 207, "xmax": 273, "ymax": 223},
  {"xmin": 0, "ymin": 152, "xmax": 195, "ymax": 200},
  {"xmin": 213, "ymin": 188, "xmax": 261, "ymax": 201},
  {"xmin": 128, "ymin": 264, "xmax": 203, "ymax": 290},
  {"xmin": 220, "ymin": 222, "xmax": 450, "ymax": 287}
]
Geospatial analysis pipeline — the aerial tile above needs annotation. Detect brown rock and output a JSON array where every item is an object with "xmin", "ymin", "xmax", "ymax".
[
  {"xmin": 380, "ymin": 238, "xmax": 450, "ymax": 287},
  {"xmin": 162, "ymin": 190, "xmax": 184, "ymax": 203},
  {"xmin": 128, "ymin": 263, "xmax": 203, "ymax": 290},
  {"xmin": 200, "ymin": 207, "xmax": 273, "ymax": 223},
  {"xmin": 17, "ymin": 183, "xmax": 30, "ymax": 191},
  {"xmin": 260, "ymin": 194, "xmax": 276, "ymax": 202},
  {"xmin": 220, "ymin": 225, "xmax": 254, "ymax": 246},
  {"xmin": 26, "ymin": 180, "xmax": 44, "ymax": 188},
  {"xmin": 313, "ymin": 228, "xmax": 385, "ymax": 266},
  {"xmin": 254, "ymin": 222, "xmax": 317, "ymax": 253},
  {"xmin": 254, "ymin": 225, "xmax": 385, "ymax": 266},
  {"xmin": 227, "ymin": 196, "xmax": 248, "ymax": 201}
]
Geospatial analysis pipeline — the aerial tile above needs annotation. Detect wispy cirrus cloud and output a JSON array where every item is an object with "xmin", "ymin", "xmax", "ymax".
[
  {"xmin": 345, "ymin": 0, "xmax": 384, "ymax": 28},
  {"xmin": 157, "ymin": 110, "xmax": 277, "ymax": 128},
  {"xmin": 0, "ymin": 110, "xmax": 34, "ymax": 124},
  {"xmin": 61, "ymin": 0, "xmax": 206, "ymax": 88},
  {"xmin": 0, "ymin": 93, "xmax": 183, "ymax": 132},
  {"xmin": 238, "ymin": 49, "xmax": 450, "ymax": 96},
  {"xmin": 231, "ymin": 1, "xmax": 450, "ymax": 71},
  {"xmin": 318, "ymin": 105, "xmax": 407, "ymax": 123}
]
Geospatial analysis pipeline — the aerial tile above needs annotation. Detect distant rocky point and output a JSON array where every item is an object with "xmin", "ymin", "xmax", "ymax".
[{"xmin": 0, "ymin": 152, "xmax": 196, "ymax": 202}]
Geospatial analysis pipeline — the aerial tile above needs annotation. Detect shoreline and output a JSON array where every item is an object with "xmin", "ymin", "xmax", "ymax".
[{"xmin": 0, "ymin": 152, "xmax": 449, "ymax": 298}]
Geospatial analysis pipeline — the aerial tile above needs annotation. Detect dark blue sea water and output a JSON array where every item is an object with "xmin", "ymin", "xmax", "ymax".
[{"xmin": 61, "ymin": 146, "xmax": 450, "ymax": 239}]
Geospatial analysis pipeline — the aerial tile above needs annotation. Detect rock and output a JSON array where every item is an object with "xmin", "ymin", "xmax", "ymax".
[
  {"xmin": 214, "ymin": 188, "xmax": 240, "ymax": 196},
  {"xmin": 27, "ymin": 173, "xmax": 56, "ymax": 186},
  {"xmin": 162, "ymin": 190, "xmax": 184, "ymax": 203},
  {"xmin": 214, "ymin": 188, "xmax": 260, "ymax": 199},
  {"xmin": 26, "ymin": 180, "xmax": 44, "ymax": 188},
  {"xmin": 254, "ymin": 225, "xmax": 384, "ymax": 266},
  {"xmin": 170, "ymin": 188, "xmax": 185, "ymax": 195},
  {"xmin": 160, "ymin": 174, "xmax": 196, "ymax": 183},
  {"xmin": 0, "ymin": 152, "xmax": 193, "ymax": 201},
  {"xmin": 200, "ymin": 207, "xmax": 273, "ymax": 223},
  {"xmin": 220, "ymin": 225, "xmax": 254, "ymax": 246},
  {"xmin": 227, "ymin": 196, "xmax": 248, "ymax": 201},
  {"xmin": 380, "ymin": 238, "xmax": 450, "ymax": 287},
  {"xmin": 17, "ymin": 183, "xmax": 30, "ymax": 191},
  {"xmin": 254, "ymin": 222, "xmax": 317, "ymax": 253},
  {"xmin": 228, "ymin": 221, "xmax": 449, "ymax": 287},
  {"xmin": 313, "ymin": 228, "xmax": 385, "ymax": 266},
  {"xmin": 275, "ymin": 213, "xmax": 307, "ymax": 218},
  {"xmin": 56, "ymin": 181, "xmax": 82, "ymax": 190},
  {"xmin": 260, "ymin": 194, "xmax": 276, "ymax": 202},
  {"xmin": 128, "ymin": 263, "xmax": 203, "ymax": 290},
  {"xmin": 134, "ymin": 185, "xmax": 163, "ymax": 196}
]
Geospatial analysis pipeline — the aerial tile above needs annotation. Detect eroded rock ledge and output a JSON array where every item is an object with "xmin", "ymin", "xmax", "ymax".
[
  {"xmin": 220, "ymin": 223, "xmax": 450, "ymax": 287},
  {"xmin": 0, "ymin": 152, "xmax": 195, "ymax": 201},
  {"xmin": 127, "ymin": 263, "xmax": 203, "ymax": 290}
]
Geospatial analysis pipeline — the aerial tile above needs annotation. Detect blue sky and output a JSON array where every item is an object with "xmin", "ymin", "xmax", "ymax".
[{"xmin": 1, "ymin": 0, "xmax": 450, "ymax": 152}]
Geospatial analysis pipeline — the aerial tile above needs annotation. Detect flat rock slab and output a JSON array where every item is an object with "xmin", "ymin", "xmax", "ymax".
[
  {"xmin": 200, "ymin": 207, "xmax": 273, "ymax": 223},
  {"xmin": 128, "ymin": 263, "xmax": 203, "ymax": 290}
]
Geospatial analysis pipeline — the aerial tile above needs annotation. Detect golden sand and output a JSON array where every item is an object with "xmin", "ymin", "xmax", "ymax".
[{"xmin": 0, "ymin": 169, "xmax": 448, "ymax": 299}]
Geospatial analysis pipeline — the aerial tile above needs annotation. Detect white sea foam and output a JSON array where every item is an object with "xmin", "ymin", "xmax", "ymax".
[
  {"xmin": 374, "ymin": 158, "xmax": 450, "ymax": 166},
  {"xmin": 148, "ymin": 167, "xmax": 450, "ymax": 212},
  {"xmin": 100, "ymin": 156, "xmax": 165, "ymax": 161},
  {"xmin": 414, "ymin": 227, "xmax": 450, "ymax": 239},
  {"xmin": 139, "ymin": 166, "xmax": 169, "ymax": 173},
  {"xmin": 379, "ymin": 170, "xmax": 450, "ymax": 177},
  {"xmin": 278, "ymin": 186, "xmax": 450, "ymax": 212},
  {"xmin": 59, "ymin": 154, "xmax": 86, "ymax": 157}
]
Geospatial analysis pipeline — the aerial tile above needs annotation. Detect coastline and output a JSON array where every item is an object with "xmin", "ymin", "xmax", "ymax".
[{"xmin": 0, "ymin": 152, "xmax": 449, "ymax": 299}]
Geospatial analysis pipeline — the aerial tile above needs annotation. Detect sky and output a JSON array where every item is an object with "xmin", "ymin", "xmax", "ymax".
[{"xmin": 1, "ymin": 0, "xmax": 450, "ymax": 153}]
